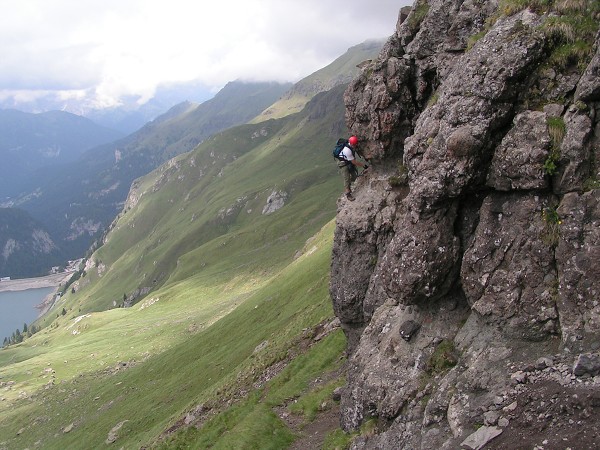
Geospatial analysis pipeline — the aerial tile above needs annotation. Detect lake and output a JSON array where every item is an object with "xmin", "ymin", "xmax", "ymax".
[{"xmin": 0, "ymin": 287, "xmax": 54, "ymax": 343}]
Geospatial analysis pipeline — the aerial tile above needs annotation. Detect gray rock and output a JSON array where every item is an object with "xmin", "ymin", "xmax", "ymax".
[
  {"xmin": 461, "ymin": 193, "xmax": 557, "ymax": 340},
  {"xmin": 487, "ymin": 111, "xmax": 550, "ymax": 191},
  {"xmin": 261, "ymin": 190, "xmax": 287, "ymax": 215},
  {"xmin": 330, "ymin": 1, "xmax": 600, "ymax": 447},
  {"xmin": 105, "ymin": 420, "xmax": 128, "ymax": 444},
  {"xmin": 332, "ymin": 387, "xmax": 343, "ymax": 402},
  {"xmin": 535, "ymin": 357, "xmax": 554, "ymax": 370},
  {"xmin": 553, "ymin": 109, "xmax": 594, "ymax": 194},
  {"xmin": 461, "ymin": 426, "xmax": 503, "ymax": 450},
  {"xmin": 556, "ymin": 191, "xmax": 600, "ymax": 351},
  {"xmin": 497, "ymin": 417, "xmax": 510, "ymax": 427},
  {"xmin": 483, "ymin": 410, "xmax": 500, "ymax": 426},
  {"xmin": 543, "ymin": 103, "xmax": 564, "ymax": 118},
  {"xmin": 575, "ymin": 32, "xmax": 600, "ymax": 102},
  {"xmin": 573, "ymin": 353, "xmax": 600, "ymax": 377},
  {"xmin": 511, "ymin": 371, "xmax": 528, "ymax": 384},
  {"xmin": 503, "ymin": 401, "xmax": 518, "ymax": 412}
]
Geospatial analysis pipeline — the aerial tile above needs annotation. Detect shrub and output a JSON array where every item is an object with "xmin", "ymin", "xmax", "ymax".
[
  {"xmin": 541, "ymin": 3, "xmax": 599, "ymax": 70},
  {"xmin": 583, "ymin": 177, "xmax": 600, "ymax": 191},
  {"xmin": 499, "ymin": 0, "xmax": 554, "ymax": 16}
]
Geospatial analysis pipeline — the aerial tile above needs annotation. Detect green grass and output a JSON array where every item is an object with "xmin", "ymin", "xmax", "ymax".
[
  {"xmin": 499, "ymin": 0, "xmax": 554, "ymax": 15},
  {"xmin": 323, "ymin": 428, "xmax": 354, "ymax": 450},
  {"xmin": 159, "ymin": 331, "xmax": 346, "ymax": 449},
  {"xmin": 544, "ymin": 116, "xmax": 566, "ymax": 176},
  {"xmin": 289, "ymin": 377, "xmax": 345, "ymax": 423},
  {"xmin": 321, "ymin": 418, "xmax": 379, "ymax": 450},
  {"xmin": 0, "ymin": 82, "xmax": 349, "ymax": 448},
  {"xmin": 0, "ymin": 220, "xmax": 341, "ymax": 449},
  {"xmin": 426, "ymin": 339, "xmax": 459, "ymax": 375}
]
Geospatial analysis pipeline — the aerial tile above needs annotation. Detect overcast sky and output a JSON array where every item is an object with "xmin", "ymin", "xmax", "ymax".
[{"xmin": 0, "ymin": 0, "xmax": 411, "ymax": 110}]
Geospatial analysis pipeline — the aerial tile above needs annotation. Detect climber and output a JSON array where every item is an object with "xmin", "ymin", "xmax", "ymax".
[{"xmin": 333, "ymin": 135, "xmax": 368, "ymax": 201}]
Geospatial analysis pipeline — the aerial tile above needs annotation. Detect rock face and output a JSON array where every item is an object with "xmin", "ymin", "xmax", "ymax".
[{"xmin": 330, "ymin": 1, "xmax": 600, "ymax": 448}]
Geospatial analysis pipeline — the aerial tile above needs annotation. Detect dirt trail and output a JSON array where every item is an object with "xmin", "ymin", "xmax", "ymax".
[{"xmin": 286, "ymin": 403, "xmax": 341, "ymax": 450}]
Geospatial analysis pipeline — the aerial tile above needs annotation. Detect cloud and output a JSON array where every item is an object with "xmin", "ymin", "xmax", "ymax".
[{"xmin": 0, "ymin": 0, "xmax": 410, "ymax": 109}]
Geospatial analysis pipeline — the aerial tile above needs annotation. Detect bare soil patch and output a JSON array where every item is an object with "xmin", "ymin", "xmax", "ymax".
[{"xmin": 287, "ymin": 403, "xmax": 341, "ymax": 450}]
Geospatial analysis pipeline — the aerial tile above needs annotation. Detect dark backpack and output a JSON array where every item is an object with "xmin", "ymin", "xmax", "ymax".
[{"xmin": 333, "ymin": 138, "xmax": 352, "ymax": 161}]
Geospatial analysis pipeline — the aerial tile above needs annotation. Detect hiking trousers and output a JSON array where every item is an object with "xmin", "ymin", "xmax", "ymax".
[{"xmin": 339, "ymin": 162, "xmax": 358, "ymax": 192}]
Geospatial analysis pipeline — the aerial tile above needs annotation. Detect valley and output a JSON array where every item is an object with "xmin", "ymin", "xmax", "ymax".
[
  {"xmin": 2, "ymin": 0, "xmax": 598, "ymax": 448},
  {"xmin": 0, "ymin": 37, "xmax": 382, "ymax": 449}
]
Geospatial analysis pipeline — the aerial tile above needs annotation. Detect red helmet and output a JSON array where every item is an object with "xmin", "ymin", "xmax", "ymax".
[{"xmin": 348, "ymin": 136, "xmax": 358, "ymax": 146}]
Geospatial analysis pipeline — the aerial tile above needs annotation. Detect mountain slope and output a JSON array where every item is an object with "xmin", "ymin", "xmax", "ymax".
[
  {"xmin": 8, "ymin": 81, "xmax": 291, "ymax": 271},
  {"xmin": 0, "ymin": 208, "xmax": 64, "ymax": 278},
  {"xmin": 44, "ymin": 83, "xmax": 348, "ymax": 316},
  {"xmin": 0, "ymin": 81, "xmax": 351, "ymax": 448},
  {"xmin": 0, "ymin": 110, "xmax": 124, "ymax": 198},
  {"xmin": 251, "ymin": 39, "xmax": 385, "ymax": 122}
]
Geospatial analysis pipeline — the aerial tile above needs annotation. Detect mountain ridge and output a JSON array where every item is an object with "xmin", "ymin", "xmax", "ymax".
[
  {"xmin": 252, "ymin": 39, "xmax": 385, "ymax": 122},
  {"xmin": 0, "ymin": 109, "xmax": 124, "ymax": 198},
  {"xmin": 3, "ymin": 81, "xmax": 292, "ymax": 274}
]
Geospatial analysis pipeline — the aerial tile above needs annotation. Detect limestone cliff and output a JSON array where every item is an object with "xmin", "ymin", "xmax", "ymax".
[{"xmin": 330, "ymin": 1, "xmax": 600, "ymax": 448}]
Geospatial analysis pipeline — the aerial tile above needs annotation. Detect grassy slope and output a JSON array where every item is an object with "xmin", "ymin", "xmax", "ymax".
[
  {"xmin": 31, "ymin": 84, "xmax": 346, "ymax": 322},
  {"xmin": 0, "ymin": 221, "xmax": 342, "ymax": 449},
  {"xmin": 0, "ymin": 85, "xmax": 349, "ymax": 448},
  {"xmin": 251, "ymin": 40, "xmax": 384, "ymax": 122}
]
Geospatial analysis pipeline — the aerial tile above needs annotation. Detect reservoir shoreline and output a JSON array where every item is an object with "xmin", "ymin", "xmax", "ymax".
[
  {"xmin": 0, "ymin": 272, "xmax": 75, "ymax": 316},
  {"xmin": 0, "ymin": 272, "xmax": 73, "ymax": 293}
]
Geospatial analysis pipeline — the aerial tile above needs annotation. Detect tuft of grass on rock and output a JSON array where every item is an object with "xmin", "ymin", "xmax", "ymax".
[{"xmin": 426, "ymin": 339, "xmax": 459, "ymax": 375}]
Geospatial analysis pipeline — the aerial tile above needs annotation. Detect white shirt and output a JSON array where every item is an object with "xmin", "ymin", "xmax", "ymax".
[{"xmin": 340, "ymin": 146, "xmax": 355, "ymax": 161}]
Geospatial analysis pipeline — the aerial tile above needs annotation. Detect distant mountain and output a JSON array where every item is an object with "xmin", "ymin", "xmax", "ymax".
[
  {"xmin": 0, "ymin": 208, "xmax": 64, "ymax": 278},
  {"xmin": 0, "ymin": 110, "xmax": 124, "ymax": 198},
  {"xmin": 9, "ymin": 81, "xmax": 292, "ymax": 268},
  {"xmin": 252, "ymin": 39, "xmax": 385, "ymax": 122},
  {"xmin": 0, "ymin": 80, "xmax": 215, "ymax": 135},
  {"xmin": 83, "ymin": 80, "xmax": 215, "ymax": 134}
]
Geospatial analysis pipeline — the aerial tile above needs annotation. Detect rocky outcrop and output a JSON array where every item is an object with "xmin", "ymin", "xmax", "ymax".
[
  {"xmin": 262, "ymin": 190, "xmax": 288, "ymax": 215},
  {"xmin": 330, "ymin": 1, "xmax": 600, "ymax": 448}
]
